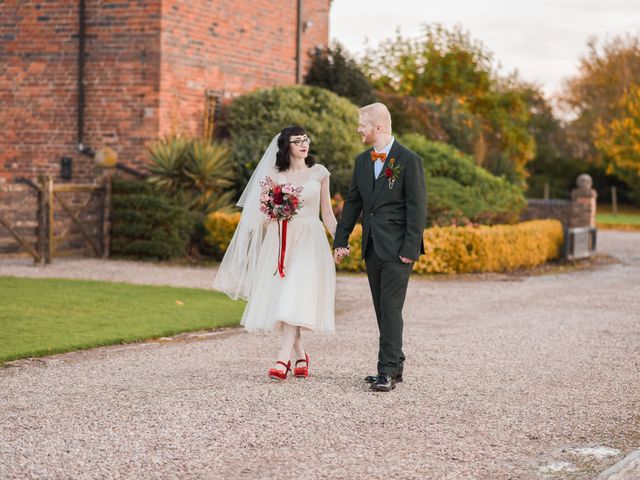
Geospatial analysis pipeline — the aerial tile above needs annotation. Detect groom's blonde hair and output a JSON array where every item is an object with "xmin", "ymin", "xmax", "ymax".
[{"xmin": 359, "ymin": 103, "xmax": 392, "ymax": 134}]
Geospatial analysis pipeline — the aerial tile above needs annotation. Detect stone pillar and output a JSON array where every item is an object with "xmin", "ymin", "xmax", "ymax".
[{"xmin": 570, "ymin": 174, "xmax": 597, "ymax": 228}]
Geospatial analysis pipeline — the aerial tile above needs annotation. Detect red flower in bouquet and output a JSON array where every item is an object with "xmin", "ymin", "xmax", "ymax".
[
  {"xmin": 259, "ymin": 176, "xmax": 304, "ymax": 221},
  {"xmin": 272, "ymin": 185, "xmax": 283, "ymax": 205}
]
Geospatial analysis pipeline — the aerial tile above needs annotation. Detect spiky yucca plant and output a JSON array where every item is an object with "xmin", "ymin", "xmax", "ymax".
[
  {"xmin": 146, "ymin": 135, "xmax": 191, "ymax": 193},
  {"xmin": 185, "ymin": 140, "xmax": 236, "ymax": 213},
  {"xmin": 147, "ymin": 136, "xmax": 236, "ymax": 214}
]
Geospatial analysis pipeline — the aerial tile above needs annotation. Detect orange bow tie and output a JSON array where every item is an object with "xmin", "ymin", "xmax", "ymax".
[{"xmin": 371, "ymin": 151, "xmax": 387, "ymax": 162}]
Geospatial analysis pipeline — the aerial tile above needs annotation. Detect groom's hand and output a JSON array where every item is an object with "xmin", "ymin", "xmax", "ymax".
[
  {"xmin": 334, "ymin": 247, "xmax": 349, "ymax": 264},
  {"xmin": 399, "ymin": 256, "xmax": 413, "ymax": 264}
]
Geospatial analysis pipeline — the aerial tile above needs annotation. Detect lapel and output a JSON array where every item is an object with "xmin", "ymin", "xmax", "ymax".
[
  {"xmin": 363, "ymin": 148, "xmax": 375, "ymax": 195},
  {"xmin": 370, "ymin": 140, "xmax": 403, "ymax": 206}
]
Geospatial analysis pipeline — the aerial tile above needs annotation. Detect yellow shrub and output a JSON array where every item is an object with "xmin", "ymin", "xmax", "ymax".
[
  {"xmin": 204, "ymin": 212, "xmax": 241, "ymax": 258},
  {"xmin": 204, "ymin": 213, "xmax": 563, "ymax": 274},
  {"xmin": 339, "ymin": 220, "xmax": 563, "ymax": 274},
  {"xmin": 416, "ymin": 219, "xmax": 564, "ymax": 273}
]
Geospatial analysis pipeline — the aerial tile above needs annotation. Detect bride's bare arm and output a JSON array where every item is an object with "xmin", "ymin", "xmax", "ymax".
[{"xmin": 320, "ymin": 175, "xmax": 337, "ymax": 238}]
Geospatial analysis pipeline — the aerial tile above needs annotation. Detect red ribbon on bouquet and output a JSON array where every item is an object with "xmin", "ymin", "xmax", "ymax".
[{"xmin": 274, "ymin": 219, "xmax": 288, "ymax": 278}]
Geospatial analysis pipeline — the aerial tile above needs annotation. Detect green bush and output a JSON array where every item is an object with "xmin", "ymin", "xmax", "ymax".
[
  {"xmin": 226, "ymin": 85, "xmax": 362, "ymax": 195},
  {"xmin": 400, "ymin": 133, "xmax": 525, "ymax": 226},
  {"xmin": 111, "ymin": 179, "xmax": 194, "ymax": 260}
]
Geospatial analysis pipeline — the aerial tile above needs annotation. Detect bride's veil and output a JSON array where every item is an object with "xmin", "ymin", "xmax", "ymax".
[{"xmin": 213, "ymin": 134, "xmax": 280, "ymax": 300}]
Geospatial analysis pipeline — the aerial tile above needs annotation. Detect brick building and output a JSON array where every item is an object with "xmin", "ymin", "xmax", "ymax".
[
  {"xmin": 0, "ymin": 0, "xmax": 330, "ymax": 258},
  {"xmin": 1, "ymin": 0, "xmax": 331, "ymax": 184}
]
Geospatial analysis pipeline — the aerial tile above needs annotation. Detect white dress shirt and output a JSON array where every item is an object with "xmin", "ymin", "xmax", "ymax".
[{"xmin": 373, "ymin": 136, "xmax": 395, "ymax": 179}]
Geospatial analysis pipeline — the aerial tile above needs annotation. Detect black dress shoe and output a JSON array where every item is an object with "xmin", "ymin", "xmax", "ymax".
[
  {"xmin": 370, "ymin": 374, "xmax": 396, "ymax": 392},
  {"xmin": 365, "ymin": 374, "xmax": 403, "ymax": 383}
]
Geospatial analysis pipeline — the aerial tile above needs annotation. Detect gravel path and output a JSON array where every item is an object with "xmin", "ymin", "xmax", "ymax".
[{"xmin": 1, "ymin": 231, "xmax": 639, "ymax": 479}]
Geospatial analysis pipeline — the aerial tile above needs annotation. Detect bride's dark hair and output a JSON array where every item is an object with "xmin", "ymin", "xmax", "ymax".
[{"xmin": 276, "ymin": 126, "xmax": 315, "ymax": 172}]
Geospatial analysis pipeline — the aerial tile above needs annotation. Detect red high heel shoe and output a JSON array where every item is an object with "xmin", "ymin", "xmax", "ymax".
[
  {"xmin": 268, "ymin": 361, "xmax": 291, "ymax": 381},
  {"xmin": 294, "ymin": 354, "xmax": 310, "ymax": 378}
]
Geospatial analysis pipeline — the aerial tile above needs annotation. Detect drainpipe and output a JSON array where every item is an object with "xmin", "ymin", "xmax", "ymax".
[
  {"xmin": 296, "ymin": 0, "xmax": 303, "ymax": 84},
  {"xmin": 77, "ymin": 0, "xmax": 93, "ymax": 157}
]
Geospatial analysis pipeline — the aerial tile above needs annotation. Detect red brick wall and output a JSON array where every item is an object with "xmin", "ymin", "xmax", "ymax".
[
  {"xmin": 1, "ymin": 1, "xmax": 83, "ymax": 184},
  {"xmin": 82, "ymin": 0, "xmax": 162, "ymax": 176},
  {"xmin": 0, "ymin": 0, "xmax": 330, "ymax": 186},
  {"xmin": 158, "ymin": 0, "xmax": 331, "ymax": 136},
  {"xmin": 0, "ymin": 0, "xmax": 162, "ymax": 184}
]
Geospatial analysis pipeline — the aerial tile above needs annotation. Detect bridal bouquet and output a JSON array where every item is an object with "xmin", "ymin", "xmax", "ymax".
[
  {"xmin": 258, "ymin": 176, "xmax": 304, "ymax": 277},
  {"xmin": 259, "ymin": 176, "xmax": 304, "ymax": 222}
]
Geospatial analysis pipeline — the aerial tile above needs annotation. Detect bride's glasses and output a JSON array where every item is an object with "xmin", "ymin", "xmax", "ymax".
[{"xmin": 289, "ymin": 137, "xmax": 312, "ymax": 147}]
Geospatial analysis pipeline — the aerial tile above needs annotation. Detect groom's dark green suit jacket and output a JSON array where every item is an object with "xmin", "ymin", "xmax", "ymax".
[{"xmin": 333, "ymin": 140, "xmax": 427, "ymax": 261}]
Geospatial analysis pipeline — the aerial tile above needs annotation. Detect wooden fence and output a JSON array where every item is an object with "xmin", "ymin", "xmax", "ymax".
[{"xmin": 0, "ymin": 176, "xmax": 111, "ymax": 264}]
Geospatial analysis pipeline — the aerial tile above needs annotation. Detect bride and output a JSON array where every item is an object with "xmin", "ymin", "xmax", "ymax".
[{"xmin": 213, "ymin": 126, "xmax": 337, "ymax": 381}]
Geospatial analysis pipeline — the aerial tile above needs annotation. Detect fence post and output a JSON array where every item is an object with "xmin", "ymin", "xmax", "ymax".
[
  {"xmin": 45, "ymin": 175, "xmax": 54, "ymax": 264},
  {"xmin": 611, "ymin": 186, "xmax": 618, "ymax": 215},
  {"xmin": 101, "ymin": 177, "xmax": 112, "ymax": 258},
  {"xmin": 37, "ymin": 176, "xmax": 46, "ymax": 265}
]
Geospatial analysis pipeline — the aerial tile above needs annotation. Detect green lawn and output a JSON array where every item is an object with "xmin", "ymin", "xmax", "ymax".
[
  {"xmin": 0, "ymin": 276, "xmax": 245, "ymax": 363},
  {"xmin": 597, "ymin": 212, "xmax": 640, "ymax": 226},
  {"xmin": 596, "ymin": 204, "xmax": 640, "ymax": 228}
]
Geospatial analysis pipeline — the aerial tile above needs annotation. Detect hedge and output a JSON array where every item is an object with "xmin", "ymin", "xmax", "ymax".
[
  {"xmin": 111, "ymin": 179, "xmax": 194, "ymax": 260},
  {"xmin": 399, "ymin": 133, "xmax": 526, "ymax": 226},
  {"xmin": 205, "ymin": 212, "xmax": 563, "ymax": 273}
]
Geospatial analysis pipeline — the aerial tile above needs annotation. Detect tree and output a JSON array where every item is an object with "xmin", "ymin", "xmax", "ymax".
[
  {"xmin": 562, "ymin": 34, "xmax": 640, "ymax": 203},
  {"xmin": 520, "ymin": 87, "xmax": 576, "ymax": 198},
  {"xmin": 304, "ymin": 43, "xmax": 377, "ymax": 106},
  {"xmin": 362, "ymin": 24, "xmax": 535, "ymax": 184},
  {"xmin": 594, "ymin": 85, "xmax": 640, "ymax": 202},
  {"xmin": 362, "ymin": 24, "xmax": 493, "ymax": 99},
  {"xmin": 563, "ymin": 34, "xmax": 640, "ymax": 162}
]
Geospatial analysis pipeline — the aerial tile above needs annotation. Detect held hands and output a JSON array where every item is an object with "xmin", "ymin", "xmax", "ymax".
[
  {"xmin": 333, "ymin": 247, "xmax": 350, "ymax": 264},
  {"xmin": 334, "ymin": 249, "xmax": 412, "ymax": 264}
]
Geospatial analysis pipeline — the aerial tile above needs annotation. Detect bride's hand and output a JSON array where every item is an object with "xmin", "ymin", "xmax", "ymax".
[{"xmin": 334, "ymin": 247, "xmax": 349, "ymax": 264}]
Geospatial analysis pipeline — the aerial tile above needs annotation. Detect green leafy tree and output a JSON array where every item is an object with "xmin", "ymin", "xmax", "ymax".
[
  {"xmin": 362, "ymin": 24, "xmax": 535, "ymax": 183},
  {"xmin": 364, "ymin": 25, "xmax": 492, "ymax": 99},
  {"xmin": 305, "ymin": 43, "xmax": 377, "ymax": 106}
]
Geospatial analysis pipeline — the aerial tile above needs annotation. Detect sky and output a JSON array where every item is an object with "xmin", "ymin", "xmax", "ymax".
[{"xmin": 329, "ymin": 0, "xmax": 640, "ymax": 99}]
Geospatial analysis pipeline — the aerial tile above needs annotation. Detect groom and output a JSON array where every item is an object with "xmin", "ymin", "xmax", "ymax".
[{"xmin": 334, "ymin": 103, "xmax": 427, "ymax": 392}]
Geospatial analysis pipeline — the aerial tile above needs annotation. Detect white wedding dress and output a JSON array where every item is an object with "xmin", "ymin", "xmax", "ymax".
[{"xmin": 240, "ymin": 163, "xmax": 336, "ymax": 333}]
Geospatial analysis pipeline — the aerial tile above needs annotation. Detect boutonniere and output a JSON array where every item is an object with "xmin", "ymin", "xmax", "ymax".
[{"xmin": 383, "ymin": 158, "xmax": 403, "ymax": 189}]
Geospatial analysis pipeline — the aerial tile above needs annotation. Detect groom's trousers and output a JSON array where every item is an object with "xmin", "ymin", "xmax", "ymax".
[{"xmin": 364, "ymin": 240, "xmax": 413, "ymax": 378}]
